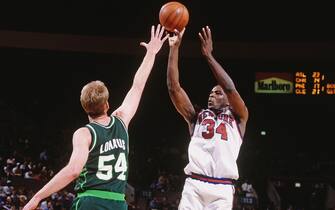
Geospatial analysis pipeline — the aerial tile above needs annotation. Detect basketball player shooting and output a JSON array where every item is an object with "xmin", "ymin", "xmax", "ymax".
[{"xmin": 167, "ymin": 26, "xmax": 249, "ymax": 209}]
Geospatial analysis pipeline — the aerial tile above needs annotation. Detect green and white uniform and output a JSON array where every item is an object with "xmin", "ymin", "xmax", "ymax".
[{"xmin": 71, "ymin": 115, "xmax": 129, "ymax": 210}]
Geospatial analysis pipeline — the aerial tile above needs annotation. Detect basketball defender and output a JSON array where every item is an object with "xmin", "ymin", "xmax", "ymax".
[{"xmin": 23, "ymin": 24, "xmax": 168, "ymax": 210}]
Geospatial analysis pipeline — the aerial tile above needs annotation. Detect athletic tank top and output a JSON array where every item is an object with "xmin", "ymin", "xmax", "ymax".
[
  {"xmin": 74, "ymin": 115, "xmax": 129, "ymax": 193},
  {"xmin": 184, "ymin": 108, "xmax": 243, "ymax": 180}
]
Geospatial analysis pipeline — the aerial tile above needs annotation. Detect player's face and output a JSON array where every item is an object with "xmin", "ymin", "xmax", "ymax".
[{"xmin": 208, "ymin": 85, "xmax": 229, "ymax": 109}]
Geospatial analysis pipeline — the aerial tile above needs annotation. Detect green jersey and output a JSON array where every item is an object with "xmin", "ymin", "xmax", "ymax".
[{"xmin": 74, "ymin": 115, "xmax": 129, "ymax": 195}]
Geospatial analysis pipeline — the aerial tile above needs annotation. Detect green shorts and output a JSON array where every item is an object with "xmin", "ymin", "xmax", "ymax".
[{"xmin": 71, "ymin": 190, "xmax": 127, "ymax": 210}]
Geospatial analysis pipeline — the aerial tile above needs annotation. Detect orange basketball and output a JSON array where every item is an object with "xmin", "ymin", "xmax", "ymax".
[{"xmin": 159, "ymin": 1, "xmax": 189, "ymax": 32}]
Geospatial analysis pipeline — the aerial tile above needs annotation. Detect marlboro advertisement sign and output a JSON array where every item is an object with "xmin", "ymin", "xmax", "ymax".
[{"xmin": 255, "ymin": 72, "xmax": 293, "ymax": 94}]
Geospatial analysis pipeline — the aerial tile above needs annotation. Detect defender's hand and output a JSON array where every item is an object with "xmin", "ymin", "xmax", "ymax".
[{"xmin": 140, "ymin": 24, "xmax": 169, "ymax": 54}]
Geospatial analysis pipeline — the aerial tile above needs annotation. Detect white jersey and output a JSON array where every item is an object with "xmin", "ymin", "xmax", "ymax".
[{"xmin": 184, "ymin": 108, "xmax": 243, "ymax": 180}]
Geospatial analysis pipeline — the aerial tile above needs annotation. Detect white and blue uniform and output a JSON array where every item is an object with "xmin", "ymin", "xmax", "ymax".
[{"xmin": 179, "ymin": 108, "xmax": 243, "ymax": 210}]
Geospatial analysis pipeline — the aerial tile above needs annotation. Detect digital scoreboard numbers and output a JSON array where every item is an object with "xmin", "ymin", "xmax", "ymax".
[
  {"xmin": 295, "ymin": 71, "xmax": 335, "ymax": 95},
  {"xmin": 255, "ymin": 72, "xmax": 335, "ymax": 95}
]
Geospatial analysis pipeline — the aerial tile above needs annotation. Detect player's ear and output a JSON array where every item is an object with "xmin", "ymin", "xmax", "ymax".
[{"xmin": 105, "ymin": 102, "xmax": 110, "ymax": 112}]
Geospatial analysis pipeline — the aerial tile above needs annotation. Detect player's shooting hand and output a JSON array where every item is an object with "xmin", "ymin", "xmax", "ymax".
[
  {"xmin": 140, "ymin": 24, "xmax": 169, "ymax": 54},
  {"xmin": 199, "ymin": 26, "xmax": 213, "ymax": 57},
  {"xmin": 168, "ymin": 28, "xmax": 185, "ymax": 48}
]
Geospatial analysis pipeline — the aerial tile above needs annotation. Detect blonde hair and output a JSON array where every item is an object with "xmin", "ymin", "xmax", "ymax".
[{"xmin": 80, "ymin": 80, "xmax": 109, "ymax": 118}]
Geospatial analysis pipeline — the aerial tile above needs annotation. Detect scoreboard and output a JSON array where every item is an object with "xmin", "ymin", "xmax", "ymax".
[
  {"xmin": 295, "ymin": 71, "xmax": 335, "ymax": 95},
  {"xmin": 255, "ymin": 71, "xmax": 335, "ymax": 95}
]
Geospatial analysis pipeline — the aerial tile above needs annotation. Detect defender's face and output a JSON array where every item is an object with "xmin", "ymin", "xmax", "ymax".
[{"xmin": 208, "ymin": 85, "xmax": 229, "ymax": 109}]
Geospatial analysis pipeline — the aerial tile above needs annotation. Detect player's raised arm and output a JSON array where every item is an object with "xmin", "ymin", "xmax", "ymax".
[
  {"xmin": 113, "ymin": 24, "xmax": 168, "ymax": 127},
  {"xmin": 167, "ymin": 28, "xmax": 196, "ymax": 128},
  {"xmin": 199, "ymin": 26, "xmax": 249, "ymax": 136}
]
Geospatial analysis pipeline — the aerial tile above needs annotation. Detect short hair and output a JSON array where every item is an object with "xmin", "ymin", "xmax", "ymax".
[{"xmin": 80, "ymin": 80, "xmax": 109, "ymax": 118}]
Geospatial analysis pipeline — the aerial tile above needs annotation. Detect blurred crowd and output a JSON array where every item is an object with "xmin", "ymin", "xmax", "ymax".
[
  {"xmin": 0, "ymin": 137, "xmax": 75, "ymax": 210},
  {"xmin": 1, "ymin": 136, "xmax": 335, "ymax": 209}
]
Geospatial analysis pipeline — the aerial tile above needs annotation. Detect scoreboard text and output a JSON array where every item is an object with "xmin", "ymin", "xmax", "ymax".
[{"xmin": 295, "ymin": 71, "xmax": 335, "ymax": 95}]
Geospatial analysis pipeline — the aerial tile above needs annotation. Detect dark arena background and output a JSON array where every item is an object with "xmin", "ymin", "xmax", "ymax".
[{"xmin": 0, "ymin": 1, "xmax": 334, "ymax": 209}]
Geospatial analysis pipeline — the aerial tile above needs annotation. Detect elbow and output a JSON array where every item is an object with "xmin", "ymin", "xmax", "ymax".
[
  {"xmin": 66, "ymin": 165, "xmax": 82, "ymax": 179},
  {"xmin": 239, "ymin": 106, "xmax": 249, "ymax": 123},
  {"xmin": 167, "ymin": 82, "xmax": 181, "ymax": 94},
  {"xmin": 243, "ymin": 106, "xmax": 249, "ymax": 121},
  {"xmin": 167, "ymin": 78, "xmax": 181, "ymax": 94},
  {"xmin": 223, "ymin": 84, "xmax": 236, "ymax": 93},
  {"xmin": 71, "ymin": 170, "xmax": 81, "ymax": 179}
]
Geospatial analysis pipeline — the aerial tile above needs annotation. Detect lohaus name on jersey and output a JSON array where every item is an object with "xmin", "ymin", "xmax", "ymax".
[{"xmin": 100, "ymin": 138, "xmax": 126, "ymax": 154}]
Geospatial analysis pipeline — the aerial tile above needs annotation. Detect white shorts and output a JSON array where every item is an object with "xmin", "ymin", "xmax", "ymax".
[{"xmin": 178, "ymin": 177, "xmax": 234, "ymax": 210}]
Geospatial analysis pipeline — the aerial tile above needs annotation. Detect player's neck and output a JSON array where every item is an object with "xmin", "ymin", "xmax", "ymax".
[
  {"xmin": 209, "ymin": 105, "xmax": 229, "ymax": 114},
  {"xmin": 89, "ymin": 114, "xmax": 110, "ymax": 126}
]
